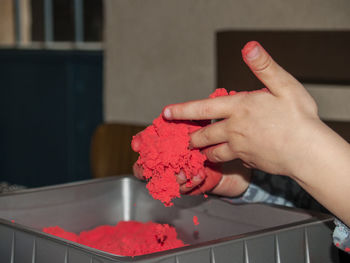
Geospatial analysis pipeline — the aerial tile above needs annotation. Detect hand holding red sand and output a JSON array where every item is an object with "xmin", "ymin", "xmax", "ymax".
[
  {"xmin": 131, "ymin": 113, "xmax": 226, "ymax": 206},
  {"xmin": 163, "ymin": 41, "xmax": 319, "ymax": 176},
  {"xmin": 133, "ymin": 159, "xmax": 251, "ymax": 197},
  {"xmin": 162, "ymin": 41, "xmax": 350, "ymax": 227},
  {"xmin": 132, "ymin": 87, "xmax": 254, "ymax": 205}
]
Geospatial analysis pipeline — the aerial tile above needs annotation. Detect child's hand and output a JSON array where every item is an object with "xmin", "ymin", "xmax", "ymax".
[
  {"xmin": 162, "ymin": 41, "xmax": 320, "ymax": 178},
  {"xmin": 133, "ymin": 159, "xmax": 251, "ymax": 197},
  {"xmin": 133, "ymin": 135, "xmax": 250, "ymax": 197},
  {"xmin": 209, "ymin": 160, "xmax": 251, "ymax": 197},
  {"xmin": 133, "ymin": 41, "xmax": 350, "ymax": 227}
]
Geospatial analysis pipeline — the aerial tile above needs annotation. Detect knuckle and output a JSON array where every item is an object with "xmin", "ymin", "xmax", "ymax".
[
  {"xmin": 281, "ymin": 83, "xmax": 299, "ymax": 98},
  {"xmin": 180, "ymin": 185, "xmax": 191, "ymax": 193},
  {"xmin": 234, "ymin": 98, "xmax": 251, "ymax": 118},
  {"xmin": 303, "ymin": 91, "xmax": 319, "ymax": 115},
  {"xmin": 208, "ymin": 148, "xmax": 224, "ymax": 162},
  {"xmin": 255, "ymin": 54, "xmax": 273, "ymax": 72},
  {"xmin": 225, "ymin": 121, "xmax": 236, "ymax": 134},
  {"xmin": 198, "ymin": 104, "xmax": 213, "ymax": 118},
  {"xmin": 179, "ymin": 188, "xmax": 186, "ymax": 194},
  {"xmin": 171, "ymin": 106, "xmax": 182, "ymax": 118},
  {"xmin": 309, "ymin": 99, "xmax": 318, "ymax": 115},
  {"xmin": 235, "ymin": 151, "xmax": 246, "ymax": 161},
  {"xmin": 201, "ymin": 128, "xmax": 212, "ymax": 144}
]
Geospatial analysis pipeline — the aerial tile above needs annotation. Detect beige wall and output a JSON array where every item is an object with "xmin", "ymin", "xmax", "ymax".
[
  {"xmin": 0, "ymin": 0, "xmax": 31, "ymax": 46},
  {"xmin": 104, "ymin": 0, "xmax": 350, "ymax": 124},
  {"xmin": 0, "ymin": 0, "xmax": 15, "ymax": 44}
]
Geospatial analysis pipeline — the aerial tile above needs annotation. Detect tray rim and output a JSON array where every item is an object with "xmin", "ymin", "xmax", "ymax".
[{"xmin": 0, "ymin": 176, "xmax": 335, "ymax": 261}]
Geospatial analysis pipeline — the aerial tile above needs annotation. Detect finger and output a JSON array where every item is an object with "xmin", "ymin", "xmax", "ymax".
[
  {"xmin": 189, "ymin": 163, "xmax": 223, "ymax": 195},
  {"xmin": 241, "ymin": 41, "xmax": 302, "ymax": 97},
  {"xmin": 242, "ymin": 162, "xmax": 253, "ymax": 169},
  {"xmin": 133, "ymin": 163, "xmax": 145, "ymax": 180},
  {"xmin": 203, "ymin": 143, "xmax": 237, "ymax": 163},
  {"xmin": 163, "ymin": 95, "xmax": 234, "ymax": 121},
  {"xmin": 179, "ymin": 171, "xmax": 205, "ymax": 194},
  {"xmin": 131, "ymin": 133, "xmax": 142, "ymax": 152},
  {"xmin": 210, "ymin": 162, "xmax": 251, "ymax": 197},
  {"xmin": 190, "ymin": 120, "xmax": 227, "ymax": 149},
  {"xmin": 176, "ymin": 170, "xmax": 187, "ymax": 185}
]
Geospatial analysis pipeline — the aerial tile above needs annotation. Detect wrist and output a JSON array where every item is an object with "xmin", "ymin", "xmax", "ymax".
[
  {"xmin": 287, "ymin": 119, "xmax": 350, "ymax": 183},
  {"xmin": 286, "ymin": 120, "xmax": 350, "ymax": 226}
]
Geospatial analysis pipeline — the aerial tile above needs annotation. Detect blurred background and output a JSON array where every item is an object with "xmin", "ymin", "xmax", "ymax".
[{"xmin": 0, "ymin": 0, "xmax": 350, "ymax": 188}]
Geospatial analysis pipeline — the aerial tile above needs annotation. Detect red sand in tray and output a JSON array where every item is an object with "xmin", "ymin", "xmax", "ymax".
[
  {"xmin": 131, "ymin": 88, "xmax": 237, "ymax": 206},
  {"xmin": 43, "ymin": 221, "xmax": 185, "ymax": 257},
  {"xmin": 193, "ymin": 216, "xmax": 199, "ymax": 226}
]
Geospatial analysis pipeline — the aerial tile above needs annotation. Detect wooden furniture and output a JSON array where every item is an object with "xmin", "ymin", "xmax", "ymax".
[
  {"xmin": 90, "ymin": 123, "xmax": 146, "ymax": 178},
  {"xmin": 0, "ymin": 49, "xmax": 102, "ymax": 187}
]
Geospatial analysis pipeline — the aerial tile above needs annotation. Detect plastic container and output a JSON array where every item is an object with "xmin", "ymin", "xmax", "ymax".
[{"xmin": 0, "ymin": 176, "xmax": 338, "ymax": 262}]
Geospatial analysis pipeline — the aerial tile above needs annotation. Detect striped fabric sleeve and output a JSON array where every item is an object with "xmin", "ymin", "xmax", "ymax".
[
  {"xmin": 333, "ymin": 218, "xmax": 350, "ymax": 252},
  {"xmin": 224, "ymin": 170, "xmax": 350, "ymax": 254}
]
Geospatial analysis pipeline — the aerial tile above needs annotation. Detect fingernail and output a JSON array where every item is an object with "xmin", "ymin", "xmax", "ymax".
[
  {"xmin": 178, "ymin": 171, "xmax": 186, "ymax": 181},
  {"xmin": 163, "ymin": 107, "xmax": 172, "ymax": 119},
  {"xmin": 242, "ymin": 41, "xmax": 260, "ymax": 61},
  {"xmin": 131, "ymin": 136, "xmax": 140, "ymax": 151},
  {"xmin": 193, "ymin": 174, "xmax": 202, "ymax": 182}
]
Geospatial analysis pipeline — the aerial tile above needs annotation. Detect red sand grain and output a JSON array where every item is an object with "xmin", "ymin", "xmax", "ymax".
[
  {"xmin": 193, "ymin": 216, "xmax": 199, "ymax": 226},
  {"xmin": 43, "ymin": 221, "xmax": 185, "ymax": 257}
]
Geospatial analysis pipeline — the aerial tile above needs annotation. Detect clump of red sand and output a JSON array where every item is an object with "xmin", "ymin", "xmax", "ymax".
[
  {"xmin": 43, "ymin": 221, "xmax": 185, "ymax": 257},
  {"xmin": 132, "ymin": 88, "xmax": 236, "ymax": 206},
  {"xmin": 193, "ymin": 216, "xmax": 199, "ymax": 226}
]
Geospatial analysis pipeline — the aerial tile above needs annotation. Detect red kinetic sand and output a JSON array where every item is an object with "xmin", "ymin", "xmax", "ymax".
[
  {"xmin": 43, "ymin": 221, "xmax": 185, "ymax": 257},
  {"xmin": 193, "ymin": 216, "xmax": 199, "ymax": 226},
  {"xmin": 132, "ymin": 89, "xmax": 237, "ymax": 206}
]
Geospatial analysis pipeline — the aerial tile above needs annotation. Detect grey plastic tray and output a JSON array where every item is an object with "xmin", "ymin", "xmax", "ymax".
[{"xmin": 0, "ymin": 176, "xmax": 338, "ymax": 263}]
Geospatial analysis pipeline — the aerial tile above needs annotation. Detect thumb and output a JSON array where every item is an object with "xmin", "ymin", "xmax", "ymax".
[
  {"xmin": 241, "ymin": 41, "xmax": 301, "ymax": 97},
  {"xmin": 131, "ymin": 133, "xmax": 141, "ymax": 152}
]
